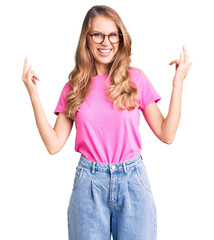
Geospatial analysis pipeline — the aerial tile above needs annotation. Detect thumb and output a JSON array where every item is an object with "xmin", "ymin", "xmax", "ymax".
[{"xmin": 169, "ymin": 60, "xmax": 176, "ymax": 65}]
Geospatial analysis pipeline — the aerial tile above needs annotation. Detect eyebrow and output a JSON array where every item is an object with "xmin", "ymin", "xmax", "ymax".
[{"xmin": 90, "ymin": 30, "xmax": 118, "ymax": 34}]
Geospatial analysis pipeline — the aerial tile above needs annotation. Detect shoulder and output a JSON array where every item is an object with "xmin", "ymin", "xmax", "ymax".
[
  {"xmin": 64, "ymin": 81, "xmax": 72, "ymax": 89},
  {"xmin": 128, "ymin": 67, "xmax": 147, "ymax": 83},
  {"xmin": 59, "ymin": 81, "xmax": 72, "ymax": 97},
  {"xmin": 128, "ymin": 67, "xmax": 146, "ymax": 76},
  {"xmin": 62, "ymin": 81, "xmax": 72, "ymax": 92}
]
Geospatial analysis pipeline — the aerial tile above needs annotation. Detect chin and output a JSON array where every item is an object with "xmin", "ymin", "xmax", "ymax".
[{"xmin": 97, "ymin": 56, "xmax": 115, "ymax": 65}]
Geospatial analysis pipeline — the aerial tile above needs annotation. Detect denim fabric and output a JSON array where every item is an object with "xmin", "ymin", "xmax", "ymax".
[{"xmin": 67, "ymin": 153, "xmax": 157, "ymax": 240}]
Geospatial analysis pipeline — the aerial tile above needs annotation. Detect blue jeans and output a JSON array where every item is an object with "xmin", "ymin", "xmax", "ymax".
[{"xmin": 67, "ymin": 152, "xmax": 157, "ymax": 240}]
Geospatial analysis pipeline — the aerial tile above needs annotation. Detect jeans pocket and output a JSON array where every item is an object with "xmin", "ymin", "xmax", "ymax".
[
  {"xmin": 72, "ymin": 166, "xmax": 84, "ymax": 191},
  {"xmin": 135, "ymin": 161, "xmax": 152, "ymax": 192}
]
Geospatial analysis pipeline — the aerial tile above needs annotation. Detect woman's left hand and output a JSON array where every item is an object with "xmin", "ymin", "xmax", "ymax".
[{"xmin": 169, "ymin": 45, "xmax": 192, "ymax": 86}]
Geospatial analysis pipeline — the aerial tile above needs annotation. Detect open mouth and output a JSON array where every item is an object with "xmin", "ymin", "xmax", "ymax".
[{"xmin": 97, "ymin": 49, "xmax": 112, "ymax": 53}]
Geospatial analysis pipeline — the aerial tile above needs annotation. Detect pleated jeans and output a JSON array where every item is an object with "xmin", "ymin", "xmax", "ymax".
[{"xmin": 67, "ymin": 152, "xmax": 157, "ymax": 240}]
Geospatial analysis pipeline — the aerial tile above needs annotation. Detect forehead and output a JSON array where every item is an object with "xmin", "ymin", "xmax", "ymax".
[{"xmin": 90, "ymin": 15, "xmax": 118, "ymax": 33}]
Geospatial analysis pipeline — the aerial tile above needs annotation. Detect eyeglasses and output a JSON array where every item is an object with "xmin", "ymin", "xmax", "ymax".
[{"xmin": 88, "ymin": 32, "xmax": 123, "ymax": 44}]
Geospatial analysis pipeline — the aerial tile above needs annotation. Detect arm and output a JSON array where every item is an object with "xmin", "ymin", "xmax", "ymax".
[
  {"xmin": 30, "ymin": 93, "xmax": 73, "ymax": 154},
  {"xmin": 142, "ymin": 82, "xmax": 183, "ymax": 144},
  {"xmin": 142, "ymin": 46, "xmax": 192, "ymax": 144},
  {"xmin": 22, "ymin": 57, "xmax": 73, "ymax": 155}
]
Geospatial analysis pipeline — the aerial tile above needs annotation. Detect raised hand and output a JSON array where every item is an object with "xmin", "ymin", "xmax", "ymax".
[
  {"xmin": 169, "ymin": 45, "xmax": 192, "ymax": 85},
  {"xmin": 22, "ymin": 57, "xmax": 40, "ymax": 95}
]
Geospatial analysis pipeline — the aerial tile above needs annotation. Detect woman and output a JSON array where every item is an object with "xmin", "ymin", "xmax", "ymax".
[{"xmin": 22, "ymin": 5, "xmax": 192, "ymax": 240}]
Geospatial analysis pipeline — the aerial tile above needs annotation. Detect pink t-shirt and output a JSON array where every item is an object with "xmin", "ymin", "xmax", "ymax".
[{"xmin": 54, "ymin": 68, "xmax": 161, "ymax": 163}]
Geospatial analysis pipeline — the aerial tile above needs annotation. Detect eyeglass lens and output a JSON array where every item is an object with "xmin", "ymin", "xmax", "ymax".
[{"xmin": 92, "ymin": 33, "xmax": 120, "ymax": 43}]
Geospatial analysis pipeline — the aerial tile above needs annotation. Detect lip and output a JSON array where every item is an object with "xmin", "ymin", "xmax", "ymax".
[
  {"xmin": 97, "ymin": 48, "xmax": 112, "ymax": 50},
  {"xmin": 97, "ymin": 49, "xmax": 112, "ymax": 57}
]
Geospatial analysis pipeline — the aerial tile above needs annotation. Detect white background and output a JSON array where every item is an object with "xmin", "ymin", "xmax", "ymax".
[{"xmin": 0, "ymin": 0, "xmax": 213, "ymax": 239}]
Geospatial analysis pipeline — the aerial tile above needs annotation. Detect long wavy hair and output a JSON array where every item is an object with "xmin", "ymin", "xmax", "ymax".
[{"xmin": 64, "ymin": 5, "xmax": 140, "ymax": 121}]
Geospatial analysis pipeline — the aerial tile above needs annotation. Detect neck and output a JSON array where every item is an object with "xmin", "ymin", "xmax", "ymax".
[{"xmin": 95, "ymin": 63, "xmax": 109, "ymax": 76}]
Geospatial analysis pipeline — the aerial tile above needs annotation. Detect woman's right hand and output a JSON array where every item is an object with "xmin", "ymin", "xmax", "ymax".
[{"xmin": 22, "ymin": 57, "xmax": 40, "ymax": 96}]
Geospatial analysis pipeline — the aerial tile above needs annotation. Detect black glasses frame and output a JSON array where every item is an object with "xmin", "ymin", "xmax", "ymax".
[{"xmin": 88, "ymin": 32, "xmax": 123, "ymax": 44}]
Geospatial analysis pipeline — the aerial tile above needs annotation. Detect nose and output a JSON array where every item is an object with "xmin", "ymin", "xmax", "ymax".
[{"xmin": 102, "ymin": 35, "xmax": 111, "ymax": 45}]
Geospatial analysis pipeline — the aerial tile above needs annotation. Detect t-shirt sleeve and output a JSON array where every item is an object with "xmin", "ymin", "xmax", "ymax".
[
  {"xmin": 137, "ymin": 70, "xmax": 161, "ymax": 111},
  {"xmin": 54, "ymin": 81, "xmax": 72, "ymax": 115}
]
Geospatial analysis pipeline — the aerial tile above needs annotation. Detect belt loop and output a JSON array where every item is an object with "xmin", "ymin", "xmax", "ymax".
[
  {"xmin": 92, "ymin": 162, "xmax": 96, "ymax": 174},
  {"xmin": 123, "ymin": 162, "xmax": 127, "ymax": 174}
]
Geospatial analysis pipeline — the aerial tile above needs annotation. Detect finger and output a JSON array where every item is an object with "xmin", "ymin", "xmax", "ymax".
[
  {"xmin": 32, "ymin": 74, "xmax": 40, "ymax": 81},
  {"xmin": 169, "ymin": 60, "xmax": 176, "ymax": 65},
  {"xmin": 183, "ymin": 45, "xmax": 187, "ymax": 63},
  {"xmin": 27, "ymin": 65, "xmax": 32, "ymax": 79},
  {"xmin": 31, "ymin": 71, "xmax": 40, "ymax": 81},
  {"xmin": 169, "ymin": 60, "xmax": 174, "ymax": 65},
  {"xmin": 23, "ymin": 57, "xmax": 28, "ymax": 75},
  {"xmin": 180, "ymin": 50, "xmax": 184, "ymax": 63},
  {"xmin": 183, "ymin": 45, "xmax": 189, "ymax": 63},
  {"xmin": 186, "ymin": 47, "xmax": 189, "ymax": 64},
  {"xmin": 28, "ymin": 64, "xmax": 32, "ymax": 72},
  {"xmin": 32, "ymin": 77, "xmax": 37, "ymax": 85},
  {"xmin": 187, "ymin": 63, "xmax": 192, "ymax": 74},
  {"xmin": 169, "ymin": 59, "xmax": 179, "ymax": 65}
]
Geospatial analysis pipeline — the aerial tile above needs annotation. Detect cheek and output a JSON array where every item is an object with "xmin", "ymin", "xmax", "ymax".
[
  {"xmin": 87, "ymin": 39, "xmax": 95, "ymax": 55},
  {"xmin": 114, "ymin": 45, "xmax": 119, "ymax": 53}
]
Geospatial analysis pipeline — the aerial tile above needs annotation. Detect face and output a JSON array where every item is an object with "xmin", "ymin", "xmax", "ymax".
[{"xmin": 87, "ymin": 15, "xmax": 120, "ymax": 75}]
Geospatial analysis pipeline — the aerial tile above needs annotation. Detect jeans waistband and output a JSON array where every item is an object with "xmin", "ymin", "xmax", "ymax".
[{"xmin": 78, "ymin": 152, "xmax": 143, "ymax": 174}]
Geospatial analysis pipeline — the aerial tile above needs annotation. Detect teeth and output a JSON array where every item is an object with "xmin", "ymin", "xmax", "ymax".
[{"xmin": 98, "ymin": 49, "xmax": 111, "ymax": 53}]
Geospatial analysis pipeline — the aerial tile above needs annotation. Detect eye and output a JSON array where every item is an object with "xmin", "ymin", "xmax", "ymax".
[
  {"xmin": 94, "ymin": 33, "xmax": 102, "ymax": 37},
  {"xmin": 110, "ymin": 33, "xmax": 117, "ymax": 37}
]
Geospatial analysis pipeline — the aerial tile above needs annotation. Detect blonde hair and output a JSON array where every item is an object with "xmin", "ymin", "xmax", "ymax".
[{"xmin": 63, "ymin": 5, "xmax": 140, "ymax": 121}]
